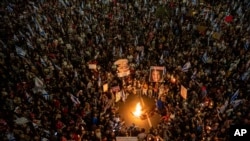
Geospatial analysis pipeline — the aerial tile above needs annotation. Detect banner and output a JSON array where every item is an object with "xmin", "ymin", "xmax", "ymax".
[
  {"xmin": 180, "ymin": 85, "xmax": 187, "ymax": 99},
  {"xmin": 103, "ymin": 83, "xmax": 108, "ymax": 92},
  {"xmin": 149, "ymin": 66, "xmax": 166, "ymax": 82},
  {"xmin": 114, "ymin": 59, "xmax": 130, "ymax": 77}
]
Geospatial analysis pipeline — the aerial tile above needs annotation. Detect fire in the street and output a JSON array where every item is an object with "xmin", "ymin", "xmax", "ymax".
[{"xmin": 133, "ymin": 102, "xmax": 142, "ymax": 118}]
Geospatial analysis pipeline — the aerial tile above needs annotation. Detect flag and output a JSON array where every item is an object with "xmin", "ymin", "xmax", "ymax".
[
  {"xmin": 244, "ymin": 41, "xmax": 249, "ymax": 50},
  {"xmin": 74, "ymin": 69, "xmax": 78, "ymax": 78},
  {"xmin": 70, "ymin": 94, "xmax": 81, "ymax": 105},
  {"xmin": 98, "ymin": 73, "xmax": 102, "ymax": 87},
  {"xmin": 205, "ymin": 12, "xmax": 209, "ymax": 21},
  {"xmin": 81, "ymin": 1, "xmax": 84, "ymax": 9},
  {"xmin": 58, "ymin": 0, "xmax": 67, "ymax": 7},
  {"xmin": 134, "ymin": 36, "xmax": 138, "ymax": 46},
  {"xmin": 182, "ymin": 61, "xmax": 191, "ymax": 72},
  {"xmin": 19, "ymin": 31, "xmax": 25, "ymax": 38},
  {"xmin": 26, "ymin": 39, "xmax": 34, "ymax": 49},
  {"xmin": 6, "ymin": 5, "xmax": 13, "ymax": 13},
  {"xmin": 112, "ymin": 46, "xmax": 116, "ymax": 56},
  {"xmin": 241, "ymin": 71, "xmax": 249, "ymax": 81},
  {"xmin": 32, "ymin": 77, "xmax": 44, "ymax": 94},
  {"xmin": 41, "ymin": 89, "xmax": 50, "ymax": 100},
  {"xmin": 218, "ymin": 100, "xmax": 228, "ymax": 114},
  {"xmin": 180, "ymin": 85, "xmax": 187, "ymax": 99},
  {"xmin": 180, "ymin": 15, "xmax": 184, "ymax": 24},
  {"xmin": 159, "ymin": 54, "xmax": 164, "ymax": 64},
  {"xmin": 119, "ymin": 46, "xmax": 123, "ymax": 57},
  {"xmin": 54, "ymin": 64, "xmax": 61, "ymax": 70},
  {"xmin": 40, "ymin": 58, "xmax": 47, "ymax": 67},
  {"xmin": 25, "ymin": 92, "xmax": 33, "ymax": 103},
  {"xmin": 13, "ymin": 34, "xmax": 19, "ymax": 41},
  {"xmin": 15, "ymin": 46, "xmax": 26, "ymax": 57},
  {"xmin": 230, "ymin": 99, "xmax": 243, "ymax": 108},
  {"xmin": 94, "ymin": 51, "xmax": 99, "ymax": 59},
  {"xmin": 191, "ymin": 70, "xmax": 197, "ymax": 80},
  {"xmin": 34, "ymin": 77, "xmax": 44, "ymax": 88},
  {"xmin": 230, "ymin": 89, "xmax": 239, "ymax": 103},
  {"xmin": 136, "ymin": 53, "xmax": 140, "ymax": 66},
  {"xmin": 34, "ymin": 19, "xmax": 40, "ymax": 31},
  {"xmin": 0, "ymin": 40, "xmax": 7, "ymax": 48},
  {"xmin": 140, "ymin": 49, "xmax": 144, "ymax": 61},
  {"xmin": 39, "ymin": 28, "xmax": 46, "ymax": 37},
  {"xmin": 202, "ymin": 51, "xmax": 208, "ymax": 63}
]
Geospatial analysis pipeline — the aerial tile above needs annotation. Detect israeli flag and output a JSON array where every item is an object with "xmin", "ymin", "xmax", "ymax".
[
  {"xmin": 39, "ymin": 28, "xmax": 46, "ymax": 37},
  {"xmin": 205, "ymin": 12, "xmax": 209, "ymax": 21},
  {"xmin": 19, "ymin": 31, "xmax": 25, "ymax": 38},
  {"xmin": 26, "ymin": 39, "xmax": 34, "ymax": 49},
  {"xmin": 70, "ymin": 94, "xmax": 80, "ymax": 105},
  {"xmin": 6, "ymin": 5, "xmax": 13, "ymax": 13},
  {"xmin": 136, "ymin": 54, "xmax": 140, "ymax": 65},
  {"xmin": 42, "ymin": 90, "xmax": 50, "ymax": 100},
  {"xmin": 191, "ymin": 70, "xmax": 197, "ymax": 80},
  {"xmin": 98, "ymin": 73, "xmax": 102, "ymax": 87},
  {"xmin": 191, "ymin": 0, "xmax": 197, "ymax": 6},
  {"xmin": 134, "ymin": 36, "xmax": 138, "ymax": 46},
  {"xmin": 13, "ymin": 34, "xmax": 19, "ymax": 41},
  {"xmin": 27, "ymin": 24, "xmax": 34, "ymax": 36},
  {"xmin": 94, "ymin": 51, "xmax": 99, "ymax": 59},
  {"xmin": 112, "ymin": 46, "xmax": 116, "ymax": 56},
  {"xmin": 119, "ymin": 46, "xmax": 123, "ymax": 57},
  {"xmin": 230, "ymin": 89, "xmax": 239, "ymax": 103},
  {"xmin": 140, "ymin": 49, "xmax": 144, "ymax": 61},
  {"xmin": 241, "ymin": 71, "xmax": 249, "ymax": 81},
  {"xmin": 74, "ymin": 69, "xmax": 78, "ymax": 78},
  {"xmin": 54, "ymin": 64, "xmax": 61, "ymax": 70},
  {"xmin": 34, "ymin": 19, "xmax": 40, "ymax": 31},
  {"xmin": 180, "ymin": 15, "xmax": 184, "ymax": 24},
  {"xmin": 182, "ymin": 61, "xmax": 191, "ymax": 72},
  {"xmin": 40, "ymin": 58, "xmax": 47, "ymax": 67},
  {"xmin": 0, "ymin": 40, "xmax": 7, "ymax": 49},
  {"xmin": 81, "ymin": 1, "xmax": 84, "ymax": 9},
  {"xmin": 159, "ymin": 54, "xmax": 164, "ymax": 64},
  {"xmin": 202, "ymin": 51, "xmax": 208, "ymax": 63},
  {"xmin": 244, "ymin": 40, "xmax": 249, "ymax": 50},
  {"xmin": 231, "ymin": 99, "xmax": 243, "ymax": 108},
  {"xmin": 218, "ymin": 100, "xmax": 228, "ymax": 114},
  {"xmin": 58, "ymin": 0, "xmax": 67, "ymax": 7},
  {"xmin": 15, "ymin": 46, "xmax": 26, "ymax": 57}
]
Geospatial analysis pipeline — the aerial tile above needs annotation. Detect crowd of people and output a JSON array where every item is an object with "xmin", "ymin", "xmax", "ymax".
[{"xmin": 0, "ymin": 0, "xmax": 250, "ymax": 141}]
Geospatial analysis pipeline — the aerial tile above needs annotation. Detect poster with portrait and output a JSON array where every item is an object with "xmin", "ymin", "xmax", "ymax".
[
  {"xmin": 114, "ymin": 59, "xmax": 130, "ymax": 77},
  {"xmin": 149, "ymin": 66, "xmax": 166, "ymax": 82}
]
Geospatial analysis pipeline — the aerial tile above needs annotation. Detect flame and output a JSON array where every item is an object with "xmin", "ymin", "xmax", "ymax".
[{"xmin": 133, "ymin": 102, "xmax": 142, "ymax": 117}]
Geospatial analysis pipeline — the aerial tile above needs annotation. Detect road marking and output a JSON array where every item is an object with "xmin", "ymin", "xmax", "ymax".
[{"xmin": 140, "ymin": 96, "xmax": 152, "ymax": 127}]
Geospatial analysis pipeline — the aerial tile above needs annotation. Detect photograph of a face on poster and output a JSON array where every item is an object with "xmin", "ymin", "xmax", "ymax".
[
  {"xmin": 114, "ymin": 59, "xmax": 130, "ymax": 77},
  {"xmin": 149, "ymin": 66, "xmax": 165, "ymax": 82}
]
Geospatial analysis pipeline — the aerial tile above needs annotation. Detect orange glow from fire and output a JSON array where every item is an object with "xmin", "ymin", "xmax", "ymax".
[{"xmin": 133, "ymin": 102, "xmax": 142, "ymax": 117}]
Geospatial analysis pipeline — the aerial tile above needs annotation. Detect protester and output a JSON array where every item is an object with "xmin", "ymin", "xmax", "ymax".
[{"xmin": 0, "ymin": 0, "xmax": 250, "ymax": 141}]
